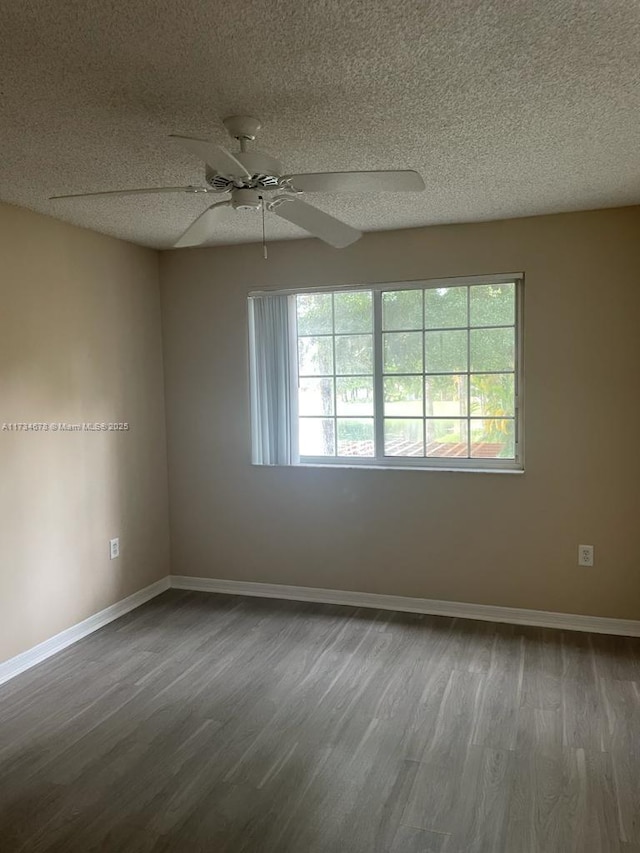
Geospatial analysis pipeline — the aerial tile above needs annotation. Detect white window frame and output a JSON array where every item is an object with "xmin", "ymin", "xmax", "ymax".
[{"xmin": 251, "ymin": 273, "xmax": 524, "ymax": 473}]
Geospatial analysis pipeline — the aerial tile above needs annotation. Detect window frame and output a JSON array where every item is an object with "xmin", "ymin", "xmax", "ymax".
[{"xmin": 254, "ymin": 273, "xmax": 524, "ymax": 472}]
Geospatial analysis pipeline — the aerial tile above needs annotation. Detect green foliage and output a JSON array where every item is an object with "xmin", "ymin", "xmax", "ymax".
[
  {"xmin": 470, "ymin": 284, "xmax": 514, "ymax": 326},
  {"xmin": 424, "ymin": 330, "xmax": 467, "ymax": 373},
  {"xmin": 470, "ymin": 374, "xmax": 514, "ymax": 417},
  {"xmin": 337, "ymin": 419, "xmax": 374, "ymax": 443},
  {"xmin": 383, "ymin": 332, "xmax": 423, "ymax": 373},
  {"xmin": 427, "ymin": 419, "xmax": 466, "ymax": 444},
  {"xmin": 469, "ymin": 373, "xmax": 515, "ymax": 452},
  {"xmin": 470, "ymin": 328, "xmax": 514, "ymax": 371},
  {"xmin": 471, "ymin": 418, "xmax": 515, "ymax": 457},
  {"xmin": 296, "ymin": 293, "xmax": 332, "ymax": 334},
  {"xmin": 335, "ymin": 334, "xmax": 373, "ymax": 374},
  {"xmin": 298, "ymin": 336, "xmax": 333, "ymax": 375},
  {"xmin": 382, "ymin": 290, "xmax": 422, "ymax": 330},
  {"xmin": 334, "ymin": 291, "xmax": 372, "ymax": 333},
  {"xmin": 425, "ymin": 287, "xmax": 467, "ymax": 328},
  {"xmin": 384, "ymin": 376, "xmax": 422, "ymax": 403},
  {"xmin": 297, "ymin": 291, "xmax": 373, "ymax": 336},
  {"xmin": 336, "ymin": 377, "xmax": 373, "ymax": 409},
  {"xmin": 425, "ymin": 375, "xmax": 466, "ymax": 416}
]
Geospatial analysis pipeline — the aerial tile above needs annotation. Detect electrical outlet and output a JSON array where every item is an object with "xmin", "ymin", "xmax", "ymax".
[
  {"xmin": 578, "ymin": 544, "xmax": 594, "ymax": 567},
  {"xmin": 109, "ymin": 537, "xmax": 120, "ymax": 560}
]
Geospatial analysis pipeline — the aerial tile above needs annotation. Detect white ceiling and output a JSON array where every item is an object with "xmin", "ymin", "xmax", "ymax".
[{"xmin": 0, "ymin": 1, "xmax": 638, "ymax": 249}]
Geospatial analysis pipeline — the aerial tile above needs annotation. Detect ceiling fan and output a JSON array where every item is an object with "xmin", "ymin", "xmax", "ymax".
[{"xmin": 50, "ymin": 116, "xmax": 425, "ymax": 250}]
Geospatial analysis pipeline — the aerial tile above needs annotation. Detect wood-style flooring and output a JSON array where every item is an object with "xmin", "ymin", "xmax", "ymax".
[{"xmin": 1, "ymin": 590, "xmax": 639, "ymax": 852}]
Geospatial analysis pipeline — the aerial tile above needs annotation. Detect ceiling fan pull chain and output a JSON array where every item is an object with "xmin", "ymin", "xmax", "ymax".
[{"xmin": 259, "ymin": 195, "xmax": 267, "ymax": 259}]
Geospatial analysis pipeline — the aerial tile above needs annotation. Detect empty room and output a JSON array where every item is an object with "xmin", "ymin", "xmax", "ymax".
[{"xmin": 1, "ymin": 1, "xmax": 639, "ymax": 851}]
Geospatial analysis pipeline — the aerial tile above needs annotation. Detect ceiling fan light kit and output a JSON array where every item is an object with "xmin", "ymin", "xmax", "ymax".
[{"xmin": 50, "ymin": 116, "xmax": 425, "ymax": 252}]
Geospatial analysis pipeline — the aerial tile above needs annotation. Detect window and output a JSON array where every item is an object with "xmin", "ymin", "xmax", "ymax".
[
  {"xmin": 249, "ymin": 275, "xmax": 523, "ymax": 471},
  {"xmin": 297, "ymin": 290, "xmax": 375, "ymax": 458}
]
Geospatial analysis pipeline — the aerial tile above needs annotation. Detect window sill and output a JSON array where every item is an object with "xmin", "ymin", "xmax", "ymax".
[{"xmin": 255, "ymin": 462, "xmax": 525, "ymax": 474}]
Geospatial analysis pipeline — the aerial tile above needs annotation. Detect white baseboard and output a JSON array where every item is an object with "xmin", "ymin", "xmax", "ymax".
[
  {"xmin": 3, "ymin": 573, "xmax": 638, "ymax": 689},
  {"xmin": 170, "ymin": 575, "xmax": 640, "ymax": 637},
  {"xmin": 0, "ymin": 577, "xmax": 170, "ymax": 686}
]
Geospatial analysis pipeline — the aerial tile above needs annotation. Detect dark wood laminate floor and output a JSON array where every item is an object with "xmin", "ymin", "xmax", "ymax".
[{"xmin": 1, "ymin": 590, "xmax": 639, "ymax": 853}]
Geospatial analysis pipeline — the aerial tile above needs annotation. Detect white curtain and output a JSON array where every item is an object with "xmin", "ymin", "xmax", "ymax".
[{"xmin": 249, "ymin": 294, "xmax": 297, "ymax": 465}]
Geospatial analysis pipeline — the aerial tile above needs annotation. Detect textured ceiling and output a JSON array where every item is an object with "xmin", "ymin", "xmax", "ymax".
[{"xmin": 0, "ymin": 0, "xmax": 639, "ymax": 249}]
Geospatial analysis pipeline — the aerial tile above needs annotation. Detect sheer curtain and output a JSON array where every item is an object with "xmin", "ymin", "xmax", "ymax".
[{"xmin": 248, "ymin": 294, "xmax": 298, "ymax": 465}]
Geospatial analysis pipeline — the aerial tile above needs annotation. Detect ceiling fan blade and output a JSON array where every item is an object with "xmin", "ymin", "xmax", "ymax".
[
  {"xmin": 174, "ymin": 200, "xmax": 232, "ymax": 248},
  {"xmin": 50, "ymin": 186, "xmax": 210, "ymax": 200},
  {"xmin": 269, "ymin": 196, "xmax": 361, "ymax": 248},
  {"xmin": 284, "ymin": 170, "xmax": 425, "ymax": 193},
  {"xmin": 170, "ymin": 135, "xmax": 251, "ymax": 178}
]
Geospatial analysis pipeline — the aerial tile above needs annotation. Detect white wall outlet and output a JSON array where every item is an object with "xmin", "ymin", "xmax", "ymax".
[
  {"xmin": 578, "ymin": 544, "xmax": 594, "ymax": 567},
  {"xmin": 109, "ymin": 537, "xmax": 120, "ymax": 560}
]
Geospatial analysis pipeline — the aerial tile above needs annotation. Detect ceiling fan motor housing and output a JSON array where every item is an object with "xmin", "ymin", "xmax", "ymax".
[{"xmin": 231, "ymin": 188, "xmax": 262, "ymax": 210}]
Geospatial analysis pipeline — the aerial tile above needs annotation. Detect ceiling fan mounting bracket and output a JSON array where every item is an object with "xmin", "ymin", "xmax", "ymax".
[
  {"xmin": 223, "ymin": 115, "xmax": 262, "ymax": 142},
  {"xmin": 277, "ymin": 177, "xmax": 303, "ymax": 194},
  {"xmin": 267, "ymin": 195, "xmax": 294, "ymax": 211}
]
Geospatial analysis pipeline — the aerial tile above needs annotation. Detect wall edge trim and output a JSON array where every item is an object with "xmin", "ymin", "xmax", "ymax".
[
  {"xmin": 0, "ymin": 577, "xmax": 170, "ymax": 686},
  {"xmin": 170, "ymin": 575, "xmax": 640, "ymax": 637},
  {"xmin": 3, "ymin": 574, "xmax": 638, "ymax": 689}
]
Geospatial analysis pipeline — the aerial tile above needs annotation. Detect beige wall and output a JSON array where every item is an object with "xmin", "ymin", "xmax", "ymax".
[
  {"xmin": 160, "ymin": 206, "xmax": 640, "ymax": 620},
  {"xmin": 0, "ymin": 202, "xmax": 170, "ymax": 662}
]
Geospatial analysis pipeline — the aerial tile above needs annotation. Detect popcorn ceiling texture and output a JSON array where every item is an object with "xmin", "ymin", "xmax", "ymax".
[{"xmin": 0, "ymin": 0, "xmax": 638, "ymax": 248}]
